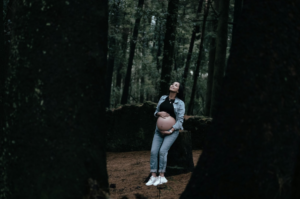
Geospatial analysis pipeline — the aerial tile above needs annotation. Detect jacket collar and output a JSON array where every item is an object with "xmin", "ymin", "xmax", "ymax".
[{"xmin": 162, "ymin": 95, "xmax": 179, "ymax": 104}]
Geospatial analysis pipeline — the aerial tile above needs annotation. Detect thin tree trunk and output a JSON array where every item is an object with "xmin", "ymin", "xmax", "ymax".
[
  {"xmin": 105, "ymin": 37, "xmax": 116, "ymax": 108},
  {"xmin": 159, "ymin": 0, "xmax": 179, "ymax": 97},
  {"xmin": 187, "ymin": 2, "xmax": 210, "ymax": 115},
  {"xmin": 209, "ymin": 0, "xmax": 230, "ymax": 118},
  {"xmin": 204, "ymin": 1, "xmax": 219, "ymax": 116},
  {"xmin": 182, "ymin": 0, "xmax": 205, "ymax": 101},
  {"xmin": 180, "ymin": 1, "xmax": 300, "ymax": 198},
  {"xmin": 116, "ymin": 27, "xmax": 129, "ymax": 88},
  {"xmin": 155, "ymin": 18, "xmax": 163, "ymax": 71},
  {"xmin": 121, "ymin": 0, "xmax": 144, "ymax": 104}
]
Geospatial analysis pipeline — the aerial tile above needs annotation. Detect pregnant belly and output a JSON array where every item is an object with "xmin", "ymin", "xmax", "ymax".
[{"xmin": 156, "ymin": 116, "xmax": 176, "ymax": 131}]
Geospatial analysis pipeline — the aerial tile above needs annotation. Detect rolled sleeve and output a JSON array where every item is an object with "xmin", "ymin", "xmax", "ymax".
[{"xmin": 172, "ymin": 101, "xmax": 185, "ymax": 130}]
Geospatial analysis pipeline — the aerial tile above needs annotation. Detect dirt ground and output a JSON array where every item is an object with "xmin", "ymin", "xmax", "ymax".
[{"xmin": 106, "ymin": 150, "xmax": 202, "ymax": 199}]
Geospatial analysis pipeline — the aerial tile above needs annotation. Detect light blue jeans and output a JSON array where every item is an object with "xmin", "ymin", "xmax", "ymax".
[{"xmin": 150, "ymin": 126, "xmax": 179, "ymax": 173}]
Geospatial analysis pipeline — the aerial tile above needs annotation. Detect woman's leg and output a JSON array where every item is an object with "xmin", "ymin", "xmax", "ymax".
[
  {"xmin": 150, "ymin": 126, "xmax": 164, "ymax": 176},
  {"xmin": 158, "ymin": 130, "xmax": 179, "ymax": 175}
]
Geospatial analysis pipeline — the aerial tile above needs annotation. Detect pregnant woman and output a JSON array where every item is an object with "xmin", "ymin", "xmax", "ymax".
[{"xmin": 145, "ymin": 81, "xmax": 185, "ymax": 186}]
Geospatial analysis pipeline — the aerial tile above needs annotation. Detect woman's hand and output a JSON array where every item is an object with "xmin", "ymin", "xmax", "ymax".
[
  {"xmin": 158, "ymin": 111, "xmax": 170, "ymax": 118},
  {"xmin": 160, "ymin": 130, "xmax": 172, "ymax": 135}
]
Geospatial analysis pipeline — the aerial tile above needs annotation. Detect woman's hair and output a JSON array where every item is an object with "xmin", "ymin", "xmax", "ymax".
[{"xmin": 169, "ymin": 81, "xmax": 184, "ymax": 102}]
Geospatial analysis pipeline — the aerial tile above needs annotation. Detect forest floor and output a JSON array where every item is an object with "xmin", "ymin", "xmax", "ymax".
[{"xmin": 106, "ymin": 150, "xmax": 202, "ymax": 199}]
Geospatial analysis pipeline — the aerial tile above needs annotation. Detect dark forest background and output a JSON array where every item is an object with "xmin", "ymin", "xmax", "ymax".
[{"xmin": 1, "ymin": 0, "xmax": 300, "ymax": 199}]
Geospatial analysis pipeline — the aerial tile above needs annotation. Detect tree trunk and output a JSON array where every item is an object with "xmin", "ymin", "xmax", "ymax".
[
  {"xmin": 187, "ymin": 2, "xmax": 210, "ymax": 115},
  {"xmin": 159, "ymin": 0, "xmax": 179, "ymax": 97},
  {"xmin": 166, "ymin": 130, "xmax": 194, "ymax": 175},
  {"xmin": 105, "ymin": 37, "xmax": 116, "ymax": 108},
  {"xmin": 6, "ymin": 0, "xmax": 109, "ymax": 198},
  {"xmin": 180, "ymin": 1, "xmax": 300, "ymax": 198},
  {"xmin": 182, "ymin": 0, "xmax": 204, "ymax": 101},
  {"xmin": 116, "ymin": 16, "xmax": 130, "ymax": 89},
  {"xmin": 209, "ymin": 0, "xmax": 230, "ymax": 118},
  {"xmin": 291, "ymin": 143, "xmax": 300, "ymax": 199},
  {"xmin": 231, "ymin": 0, "xmax": 243, "ymax": 45},
  {"xmin": 121, "ymin": 0, "xmax": 144, "ymax": 104},
  {"xmin": 204, "ymin": 0, "xmax": 219, "ymax": 116}
]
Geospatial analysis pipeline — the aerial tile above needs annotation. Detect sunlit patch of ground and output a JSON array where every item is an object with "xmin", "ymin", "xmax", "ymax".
[{"xmin": 106, "ymin": 150, "xmax": 202, "ymax": 199}]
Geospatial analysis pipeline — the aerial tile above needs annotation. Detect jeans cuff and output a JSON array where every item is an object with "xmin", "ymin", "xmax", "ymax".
[{"xmin": 150, "ymin": 169, "xmax": 157, "ymax": 173}]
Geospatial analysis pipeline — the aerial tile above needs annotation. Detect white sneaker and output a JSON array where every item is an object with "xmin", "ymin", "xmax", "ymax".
[
  {"xmin": 145, "ymin": 176, "xmax": 158, "ymax": 186},
  {"xmin": 153, "ymin": 176, "xmax": 168, "ymax": 186}
]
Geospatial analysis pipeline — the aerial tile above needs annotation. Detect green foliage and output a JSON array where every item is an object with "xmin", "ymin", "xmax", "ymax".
[{"xmin": 106, "ymin": 0, "xmax": 234, "ymax": 115}]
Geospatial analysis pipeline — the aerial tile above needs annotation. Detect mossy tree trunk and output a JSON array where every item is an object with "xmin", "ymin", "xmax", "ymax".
[
  {"xmin": 159, "ymin": 0, "xmax": 179, "ymax": 97},
  {"xmin": 209, "ymin": 0, "xmax": 230, "ymax": 118},
  {"xmin": 180, "ymin": 1, "xmax": 300, "ymax": 198},
  {"xmin": 5, "ymin": 0, "xmax": 109, "ymax": 198},
  {"xmin": 121, "ymin": 0, "xmax": 144, "ymax": 104}
]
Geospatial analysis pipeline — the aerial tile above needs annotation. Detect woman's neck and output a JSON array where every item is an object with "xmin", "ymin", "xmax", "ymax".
[{"xmin": 169, "ymin": 92, "xmax": 176, "ymax": 100}]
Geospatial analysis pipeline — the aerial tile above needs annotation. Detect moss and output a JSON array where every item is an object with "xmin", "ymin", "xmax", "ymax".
[{"xmin": 105, "ymin": 102, "xmax": 211, "ymax": 152}]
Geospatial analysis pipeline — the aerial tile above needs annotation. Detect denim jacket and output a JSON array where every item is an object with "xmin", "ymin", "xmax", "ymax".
[{"xmin": 154, "ymin": 95, "xmax": 185, "ymax": 130}]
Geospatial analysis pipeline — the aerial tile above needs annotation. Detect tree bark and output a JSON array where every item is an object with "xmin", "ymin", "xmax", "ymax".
[
  {"xmin": 291, "ymin": 143, "xmax": 300, "ymax": 199},
  {"xmin": 204, "ymin": 0, "xmax": 219, "ymax": 116},
  {"xmin": 116, "ymin": 15, "xmax": 130, "ymax": 89},
  {"xmin": 231, "ymin": 0, "xmax": 243, "ymax": 45},
  {"xmin": 182, "ymin": 0, "xmax": 204, "ymax": 101},
  {"xmin": 159, "ymin": 0, "xmax": 179, "ymax": 97},
  {"xmin": 105, "ymin": 36, "xmax": 116, "ymax": 108},
  {"xmin": 187, "ymin": 2, "xmax": 210, "ymax": 115},
  {"xmin": 121, "ymin": 0, "xmax": 144, "ymax": 104},
  {"xmin": 6, "ymin": 0, "xmax": 109, "ymax": 197},
  {"xmin": 180, "ymin": 1, "xmax": 300, "ymax": 198},
  {"xmin": 209, "ymin": 0, "xmax": 230, "ymax": 118}
]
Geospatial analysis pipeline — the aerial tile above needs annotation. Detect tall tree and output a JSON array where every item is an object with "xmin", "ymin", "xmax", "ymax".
[
  {"xmin": 209, "ymin": 0, "xmax": 230, "ymax": 118},
  {"xmin": 204, "ymin": 0, "xmax": 219, "ymax": 116},
  {"xmin": 187, "ymin": 1, "xmax": 210, "ymax": 115},
  {"xmin": 159, "ymin": 0, "xmax": 179, "ymax": 97},
  {"xmin": 121, "ymin": 0, "xmax": 145, "ymax": 104},
  {"xmin": 291, "ymin": 143, "xmax": 300, "ymax": 199},
  {"xmin": 105, "ymin": 2, "xmax": 119, "ymax": 108},
  {"xmin": 5, "ymin": 0, "xmax": 109, "ymax": 198},
  {"xmin": 182, "ymin": 0, "xmax": 205, "ymax": 101},
  {"xmin": 231, "ymin": 0, "xmax": 243, "ymax": 45},
  {"xmin": 181, "ymin": 1, "xmax": 300, "ymax": 198}
]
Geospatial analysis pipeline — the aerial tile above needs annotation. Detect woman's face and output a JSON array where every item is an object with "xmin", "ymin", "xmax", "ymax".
[{"xmin": 169, "ymin": 82, "xmax": 180, "ymax": 93}]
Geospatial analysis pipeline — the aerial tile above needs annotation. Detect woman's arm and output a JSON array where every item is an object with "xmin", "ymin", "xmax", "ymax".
[
  {"xmin": 172, "ymin": 101, "xmax": 185, "ymax": 130},
  {"xmin": 154, "ymin": 96, "xmax": 164, "ymax": 117}
]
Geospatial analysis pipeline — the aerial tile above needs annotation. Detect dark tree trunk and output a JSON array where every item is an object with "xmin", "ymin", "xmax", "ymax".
[
  {"xmin": 1, "ymin": 1, "xmax": 15, "ymax": 198},
  {"xmin": 155, "ymin": 18, "xmax": 163, "ymax": 71},
  {"xmin": 6, "ymin": 0, "xmax": 109, "ymax": 198},
  {"xmin": 121, "ymin": 0, "xmax": 144, "ymax": 104},
  {"xmin": 291, "ymin": 143, "xmax": 300, "ymax": 199},
  {"xmin": 231, "ymin": 0, "xmax": 243, "ymax": 45},
  {"xmin": 187, "ymin": 2, "xmax": 210, "ymax": 116},
  {"xmin": 116, "ymin": 27, "xmax": 129, "ymax": 88},
  {"xmin": 166, "ymin": 130, "xmax": 194, "ymax": 175},
  {"xmin": 180, "ymin": 1, "xmax": 300, "ymax": 198},
  {"xmin": 159, "ymin": 0, "xmax": 179, "ymax": 97},
  {"xmin": 209, "ymin": 0, "xmax": 230, "ymax": 118},
  {"xmin": 182, "ymin": 0, "xmax": 204, "ymax": 101},
  {"xmin": 105, "ymin": 37, "xmax": 116, "ymax": 108},
  {"xmin": 204, "ymin": 0, "xmax": 219, "ymax": 116}
]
